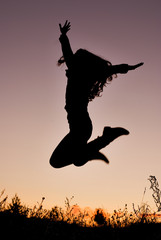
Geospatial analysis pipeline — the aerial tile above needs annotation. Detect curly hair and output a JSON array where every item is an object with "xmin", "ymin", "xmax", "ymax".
[{"xmin": 58, "ymin": 49, "xmax": 116, "ymax": 101}]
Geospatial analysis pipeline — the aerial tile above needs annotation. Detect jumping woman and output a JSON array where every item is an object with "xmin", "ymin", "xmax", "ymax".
[{"xmin": 50, "ymin": 21, "xmax": 143, "ymax": 168}]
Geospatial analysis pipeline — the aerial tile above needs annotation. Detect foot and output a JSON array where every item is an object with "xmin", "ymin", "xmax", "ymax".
[
  {"xmin": 102, "ymin": 126, "xmax": 129, "ymax": 144},
  {"xmin": 74, "ymin": 151, "xmax": 109, "ymax": 167},
  {"xmin": 88, "ymin": 151, "xmax": 109, "ymax": 164}
]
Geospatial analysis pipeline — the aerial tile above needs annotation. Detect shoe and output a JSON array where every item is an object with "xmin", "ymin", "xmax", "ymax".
[
  {"xmin": 74, "ymin": 151, "xmax": 109, "ymax": 167},
  {"xmin": 90, "ymin": 151, "xmax": 109, "ymax": 163},
  {"xmin": 102, "ymin": 126, "xmax": 129, "ymax": 145}
]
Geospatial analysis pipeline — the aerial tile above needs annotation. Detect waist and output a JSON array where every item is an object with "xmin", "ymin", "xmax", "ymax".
[
  {"xmin": 66, "ymin": 107, "xmax": 92, "ymax": 128},
  {"xmin": 65, "ymin": 106, "xmax": 88, "ymax": 114},
  {"xmin": 65, "ymin": 101, "xmax": 88, "ymax": 113}
]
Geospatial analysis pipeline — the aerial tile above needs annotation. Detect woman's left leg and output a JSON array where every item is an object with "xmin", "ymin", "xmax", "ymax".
[
  {"xmin": 87, "ymin": 126, "xmax": 129, "ymax": 151},
  {"xmin": 74, "ymin": 126, "xmax": 129, "ymax": 166}
]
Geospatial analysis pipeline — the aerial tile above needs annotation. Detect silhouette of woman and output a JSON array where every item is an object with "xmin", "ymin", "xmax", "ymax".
[{"xmin": 50, "ymin": 21, "xmax": 143, "ymax": 168}]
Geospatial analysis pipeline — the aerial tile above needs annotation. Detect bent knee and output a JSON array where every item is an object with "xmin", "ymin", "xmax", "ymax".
[
  {"xmin": 49, "ymin": 156, "xmax": 61, "ymax": 168},
  {"xmin": 49, "ymin": 150, "xmax": 74, "ymax": 168}
]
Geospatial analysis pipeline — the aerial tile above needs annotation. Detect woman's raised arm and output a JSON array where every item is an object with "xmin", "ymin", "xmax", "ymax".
[{"xmin": 59, "ymin": 21, "xmax": 74, "ymax": 69}]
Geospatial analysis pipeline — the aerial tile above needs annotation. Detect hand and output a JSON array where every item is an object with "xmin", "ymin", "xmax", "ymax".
[
  {"xmin": 117, "ymin": 62, "xmax": 144, "ymax": 74},
  {"xmin": 128, "ymin": 62, "xmax": 144, "ymax": 71},
  {"xmin": 59, "ymin": 20, "xmax": 71, "ymax": 35}
]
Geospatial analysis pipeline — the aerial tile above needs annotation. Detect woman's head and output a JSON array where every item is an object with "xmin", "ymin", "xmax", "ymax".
[{"xmin": 58, "ymin": 49, "xmax": 115, "ymax": 101}]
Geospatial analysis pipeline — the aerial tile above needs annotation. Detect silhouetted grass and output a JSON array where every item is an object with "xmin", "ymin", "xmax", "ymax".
[{"xmin": 0, "ymin": 188, "xmax": 161, "ymax": 240}]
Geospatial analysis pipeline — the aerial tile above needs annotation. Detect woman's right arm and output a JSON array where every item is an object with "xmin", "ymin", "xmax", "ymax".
[
  {"xmin": 110, "ymin": 63, "xmax": 144, "ymax": 75},
  {"xmin": 59, "ymin": 21, "xmax": 74, "ymax": 69}
]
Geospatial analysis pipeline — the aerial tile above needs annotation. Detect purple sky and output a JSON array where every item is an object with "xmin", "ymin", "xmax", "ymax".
[{"xmin": 0, "ymin": 0, "xmax": 161, "ymax": 211}]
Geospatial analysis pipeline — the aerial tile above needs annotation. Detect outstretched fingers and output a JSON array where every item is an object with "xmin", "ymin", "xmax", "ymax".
[
  {"xmin": 59, "ymin": 20, "xmax": 71, "ymax": 34},
  {"xmin": 128, "ymin": 62, "xmax": 144, "ymax": 71},
  {"xmin": 64, "ymin": 20, "xmax": 70, "ymax": 28},
  {"xmin": 59, "ymin": 23, "xmax": 62, "ymax": 31},
  {"xmin": 134, "ymin": 62, "xmax": 144, "ymax": 68}
]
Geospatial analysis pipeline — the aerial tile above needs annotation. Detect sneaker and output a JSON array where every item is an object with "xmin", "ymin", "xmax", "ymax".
[
  {"xmin": 102, "ymin": 126, "xmax": 129, "ymax": 144},
  {"xmin": 89, "ymin": 151, "xmax": 109, "ymax": 164},
  {"xmin": 74, "ymin": 151, "xmax": 109, "ymax": 167}
]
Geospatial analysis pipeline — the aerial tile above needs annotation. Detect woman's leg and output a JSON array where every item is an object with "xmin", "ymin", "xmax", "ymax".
[
  {"xmin": 50, "ymin": 126, "xmax": 129, "ymax": 168},
  {"xmin": 50, "ymin": 112, "xmax": 93, "ymax": 168},
  {"xmin": 50, "ymin": 131, "xmax": 94, "ymax": 168},
  {"xmin": 73, "ymin": 126, "xmax": 129, "ymax": 166},
  {"xmin": 49, "ymin": 133, "xmax": 77, "ymax": 168},
  {"xmin": 87, "ymin": 126, "xmax": 129, "ymax": 151}
]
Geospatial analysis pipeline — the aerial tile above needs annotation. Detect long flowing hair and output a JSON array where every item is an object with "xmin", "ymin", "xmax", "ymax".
[{"xmin": 58, "ymin": 49, "xmax": 116, "ymax": 101}]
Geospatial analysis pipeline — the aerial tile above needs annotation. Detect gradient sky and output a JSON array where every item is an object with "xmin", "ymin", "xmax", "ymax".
[{"xmin": 0, "ymin": 0, "xmax": 161, "ymax": 212}]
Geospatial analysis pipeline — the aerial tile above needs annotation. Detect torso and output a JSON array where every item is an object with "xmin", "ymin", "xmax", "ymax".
[{"xmin": 65, "ymin": 69, "xmax": 89, "ymax": 113}]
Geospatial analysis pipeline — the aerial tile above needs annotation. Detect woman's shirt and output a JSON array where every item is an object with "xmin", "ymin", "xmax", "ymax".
[{"xmin": 65, "ymin": 68, "xmax": 89, "ymax": 114}]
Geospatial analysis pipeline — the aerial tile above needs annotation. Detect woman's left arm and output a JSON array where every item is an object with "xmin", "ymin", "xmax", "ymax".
[{"xmin": 111, "ymin": 62, "xmax": 144, "ymax": 74}]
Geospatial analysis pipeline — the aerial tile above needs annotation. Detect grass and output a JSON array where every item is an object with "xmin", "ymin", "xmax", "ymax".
[{"xmin": 1, "ymin": 176, "xmax": 161, "ymax": 239}]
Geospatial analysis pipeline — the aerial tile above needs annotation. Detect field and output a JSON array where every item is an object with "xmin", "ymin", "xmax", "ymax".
[{"xmin": 1, "ymin": 188, "xmax": 161, "ymax": 240}]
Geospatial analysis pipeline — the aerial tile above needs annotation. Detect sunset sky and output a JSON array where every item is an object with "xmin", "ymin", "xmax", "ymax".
[{"xmin": 0, "ymin": 0, "xmax": 161, "ymax": 212}]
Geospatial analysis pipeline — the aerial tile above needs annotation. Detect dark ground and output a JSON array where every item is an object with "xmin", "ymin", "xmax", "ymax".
[{"xmin": 1, "ymin": 211, "xmax": 161, "ymax": 240}]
